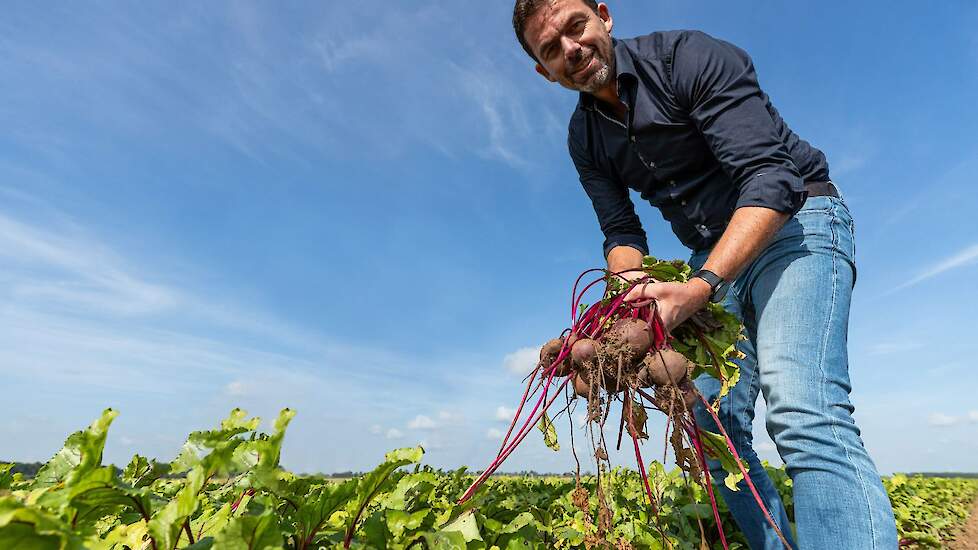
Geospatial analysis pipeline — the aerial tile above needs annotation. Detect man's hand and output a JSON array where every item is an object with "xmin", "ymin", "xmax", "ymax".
[
  {"xmin": 606, "ymin": 245, "xmax": 646, "ymax": 284},
  {"xmin": 624, "ymin": 278, "xmax": 712, "ymax": 332}
]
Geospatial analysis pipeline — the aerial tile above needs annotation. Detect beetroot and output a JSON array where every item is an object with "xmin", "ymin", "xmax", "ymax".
[
  {"xmin": 679, "ymin": 378, "xmax": 698, "ymax": 408},
  {"xmin": 570, "ymin": 338, "xmax": 599, "ymax": 369},
  {"xmin": 640, "ymin": 349, "xmax": 690, "ymax": 386},
  {"xmin": 573, "ymin": 373, "xmax": 591, "ymax": 397},
  {"xmin": 539, "ymin": 337, "xmax": 572, "ymax": 377},
  {"xmin": 607, "ymin": 318, "xmax": 652, "ymax": 365}
]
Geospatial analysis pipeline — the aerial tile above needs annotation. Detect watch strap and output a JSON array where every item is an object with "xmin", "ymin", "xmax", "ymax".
[{"xmin": 692, "ymin": 269, "xmax": 728, "ymax": 303}]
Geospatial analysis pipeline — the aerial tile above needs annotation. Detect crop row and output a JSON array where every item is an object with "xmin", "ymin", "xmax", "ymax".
[{"xmin": 1, "ymin": 409, "xmax": 974, "ymax": 549}]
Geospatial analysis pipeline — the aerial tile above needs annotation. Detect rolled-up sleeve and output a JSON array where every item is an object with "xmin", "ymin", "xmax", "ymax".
[
  {"xmin": 568, "ymin": 131, "xmax": 648, "ymax": 258},
  {"xmin": 670, "ymin": 31, "xmax": 807, "ymax": 214}
]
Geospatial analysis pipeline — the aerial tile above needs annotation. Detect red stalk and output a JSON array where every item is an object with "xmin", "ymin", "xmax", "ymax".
[
  {"xmin": 687, "ymin": 422, "xmax": 730, "ymax": 550},
  {"xmin": 459, "ymin": 376, "xmax": 572, "ymax": 503},
  {"xmin": 570, "ymin": 268, "xmax": 607, "ymax": 321},
  {"xmin": 694, "ymin": 392, "xmax": 792, "ymax": 550},
  {"xmin": 625, "ymin": 398, "xmax": 658, "ymax": 514},
  {"xmin": 497, "ymin": 364, "xmax": 540, "ymax": 455}
]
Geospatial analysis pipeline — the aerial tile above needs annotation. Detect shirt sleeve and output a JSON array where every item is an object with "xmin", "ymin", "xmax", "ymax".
[
  {"xmin": 568, "ymin": 130, "xmax": 649, "ymax": 258},
  {"xmin": 670, "ymin": 30, "xmax": 808, "ymax": 214}
]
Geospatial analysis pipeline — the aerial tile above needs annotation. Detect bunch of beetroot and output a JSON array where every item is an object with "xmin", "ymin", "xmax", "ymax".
[
  {"xmin": 540, "ymin": 317, "xmax": 698, "ymax": 412},
  {"xmin": 457, "ymin": 259, "xmax": 793, "ymax": 550}
]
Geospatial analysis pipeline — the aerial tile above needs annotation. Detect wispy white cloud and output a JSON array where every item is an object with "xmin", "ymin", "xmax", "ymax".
[
  {"xmin": 821, "ymin": 126, "xmax": 879, "ymax": 181},
  {"xmin": 385, "ymin": 428, "xmax": 404, "ymax": 440},
  {"xmin": 969, "ymin": 411, "xmax": 978, "ymax": 424},
  {"xmin": 928, "ymin": 413, "xmax": 959, "ymax": 427},
  {"xmin": 225, "ymin": 381, "xmax": 249, "ymax": 396},
  {"xmin": 496, "ymin": 406, "xmax": 516, "ymax": 422},
  {"xmin": 0, "ymin": 213, "xmax": 177, "ymax": 316},
  {"xmin": 419, "ymin": 438, "xmax": 445, "ymax": 451},
  {"xmin": 453, "ymin": 62, "xmax": 530, "ymax": 170},
  {"xmin": 865, "ymin": 341, "xmax": 924, "ymax": 356},
  {"xmin": 889, "ymin": 243, "xmax": 978, "ymax": 293},
  {"xmin": 486, "ymin": 427, "xmax": 504, "ymax": 440},
  {"xmin": 503, "ymin": 346, "xmax": 540, "ymax": 376},
  {"xmin": 0, "ymin": 193, "xmax": 508, "ymax": 469},
  {"xmin": 407, "ymin": 415, "xmax": 436, "ymax": 430},
  {"xmin": 437, "ymin": 410, "xmax": 464, "ymax": 426}
]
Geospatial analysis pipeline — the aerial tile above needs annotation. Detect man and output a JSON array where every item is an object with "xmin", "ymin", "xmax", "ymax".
[{"xmin": 513, "ymin": 1, "xmax": 898, "ymax": 548}]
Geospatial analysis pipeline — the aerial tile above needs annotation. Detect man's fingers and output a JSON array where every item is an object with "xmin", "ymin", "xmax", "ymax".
[{"xmin": 624, "ymin": 282, "xmax": 661, "ymax": 304}]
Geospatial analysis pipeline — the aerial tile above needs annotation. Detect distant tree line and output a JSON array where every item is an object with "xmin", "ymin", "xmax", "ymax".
[
  {"xmin": 906, "ymin": 472, "xmax": 978, "ymax": 479},
  {"xmin": 11, "ymin": 459, "xmax": 968, "ymax": 480}
]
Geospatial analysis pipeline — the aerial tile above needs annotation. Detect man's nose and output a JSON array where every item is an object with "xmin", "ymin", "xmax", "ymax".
[{"xmin": 561, "ymin": 36, "xmax": 582, "ymax": 63}]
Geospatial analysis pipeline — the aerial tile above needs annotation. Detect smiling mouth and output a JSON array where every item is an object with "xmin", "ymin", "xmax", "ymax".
[{"xmin": 570, "ymin": 54, "xmax": 594, "ymax": 80}]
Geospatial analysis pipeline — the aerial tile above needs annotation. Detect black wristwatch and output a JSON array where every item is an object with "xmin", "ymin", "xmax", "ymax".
[{"xmin": 692, "ymin": 269, "xmax": 730, "ymax": 303}]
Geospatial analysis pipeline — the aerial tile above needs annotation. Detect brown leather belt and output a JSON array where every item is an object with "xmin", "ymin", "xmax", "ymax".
[{"xmin": 806, "ymin": 180, "xmax": 839, "ymax": 198}]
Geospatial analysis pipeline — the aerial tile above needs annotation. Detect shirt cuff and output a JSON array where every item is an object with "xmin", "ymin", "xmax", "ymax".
[
  {"xmin": 603, "ymin": 235, "xmax": 649, "ymax": 259},
  {"xmin": 734, "ymin": 171, "xmax": 809, "ymax": 216}
]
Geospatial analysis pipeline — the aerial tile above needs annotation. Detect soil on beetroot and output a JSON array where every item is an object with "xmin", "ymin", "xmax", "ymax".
[{"xmin": 949, "ymin": 496, "xmax": 978, "ymax": 549}]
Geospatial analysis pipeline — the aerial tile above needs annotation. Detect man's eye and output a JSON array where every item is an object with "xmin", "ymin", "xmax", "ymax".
[{"xmin": 571, "ymin": 20, "xmax": 586, "ymax": 34}]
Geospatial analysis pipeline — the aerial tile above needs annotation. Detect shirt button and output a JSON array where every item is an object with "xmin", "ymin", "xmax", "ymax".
[
  {"xmin": 630, "ymin": 136, "xmax": 636, "ymax": 142},
  {"xmin": 669, "ymin": 180, "xmax": 676, "ymax": 186},
  {"xmin": 681, "ymin": 200, "xmax": 687, "ymax": 206}
]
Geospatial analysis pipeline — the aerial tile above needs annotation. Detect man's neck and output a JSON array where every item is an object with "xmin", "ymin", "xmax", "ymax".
[{"xmin": 592, "ymin": 83, "xmax": 627, "ymax": 122}]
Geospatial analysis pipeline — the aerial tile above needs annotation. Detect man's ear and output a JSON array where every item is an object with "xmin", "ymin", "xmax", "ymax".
[
  {"xmin": 597, "ymin": 3, "xmax": 613, "ymax": 34},
  {"xmin": 535, "ymin": 63, "xmax": 557, "ymax": 83}
]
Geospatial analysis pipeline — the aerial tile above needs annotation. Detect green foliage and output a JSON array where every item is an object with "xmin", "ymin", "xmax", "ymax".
[
  {"xmin": 884, "ymin": 474, "xmax": 978, "ymax": 548},
  {"xmin": 2, "ymin": 410, "xmax": 974, "ymax": 549},
  {"xmin": 697, "ymin": 431, "xmax": 746, "ymax": 492}
]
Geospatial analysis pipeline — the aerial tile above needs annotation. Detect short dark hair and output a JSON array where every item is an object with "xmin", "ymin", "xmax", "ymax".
[{"xmin": 513, "ymin": 0, "xmax": 600, "ymax": 61}]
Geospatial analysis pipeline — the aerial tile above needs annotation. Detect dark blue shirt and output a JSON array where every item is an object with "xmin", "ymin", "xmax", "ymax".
[{"xmin": 568, "ymin": 30, "xmax": 830, "ymax": 254}]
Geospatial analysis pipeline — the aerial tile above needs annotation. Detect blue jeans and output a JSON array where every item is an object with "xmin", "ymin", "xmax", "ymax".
[{"xmin": 690, "ymin": 196, "xmax": 897, "ymax": 549}]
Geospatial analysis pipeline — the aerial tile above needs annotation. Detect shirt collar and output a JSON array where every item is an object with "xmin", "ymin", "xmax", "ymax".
[{"xmin": 577, "ymin": 37, "xmax": 638, "ymax": 112}]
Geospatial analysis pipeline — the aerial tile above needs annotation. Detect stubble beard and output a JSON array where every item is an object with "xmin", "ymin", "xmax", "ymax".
[{"xmin": 574, "ymin": 48, "xmax": 615, "ymax": 94}]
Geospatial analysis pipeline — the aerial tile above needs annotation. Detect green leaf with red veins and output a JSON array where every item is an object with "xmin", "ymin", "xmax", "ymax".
[
  {"xmin": 344, "ymin": 447, "xmax": 424, "ymax": 545},
  {"xmin": 290, "ymin": 479, "xmax": 357, "ymax": 543}
]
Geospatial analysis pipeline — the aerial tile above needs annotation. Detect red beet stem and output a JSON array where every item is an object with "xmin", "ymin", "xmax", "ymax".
[
  {"xmin": 570, "ymin": 269, "xmax": 607, "ymax": 322},
  {"xmin": 687, "ymin": 421, "xmax": 730, "ymax": 550},
  {"xmin": 497, "ymin": 362, "xmax": 540, "ymax": 455},
  {"xmin": 695, "ymin": 392, "xmax": 792, "ymax": 550},
  {"xmin": 625, "ymin": 397, "xmax": 658, "ymax": 514},
  {"xmin": 458, "ymin": 376, "xmax": 572, "ymax": 503}
]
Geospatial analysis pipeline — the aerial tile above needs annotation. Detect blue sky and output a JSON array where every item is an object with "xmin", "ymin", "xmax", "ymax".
[{"xmin": 1, "ymin": 1, "xmax": 976, "ymax": 475}]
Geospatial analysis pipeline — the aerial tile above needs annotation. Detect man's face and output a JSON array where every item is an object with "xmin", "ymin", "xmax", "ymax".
[{"xmin": 523, "ymin": 0, "xmax": 616, "ymax": 94}]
